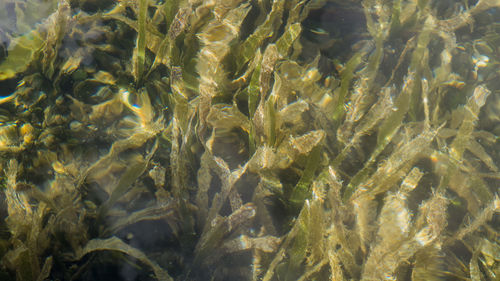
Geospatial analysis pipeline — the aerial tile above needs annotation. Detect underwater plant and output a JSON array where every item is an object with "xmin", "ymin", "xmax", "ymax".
[{"xmin": 0, "ymin": 0, "xmax": 499, "ymax": 280}]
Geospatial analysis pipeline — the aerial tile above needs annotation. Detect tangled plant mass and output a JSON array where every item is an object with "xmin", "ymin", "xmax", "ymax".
[{"xmin": 0, "ymin": 0, "xmax": 499, "ymax": 280}]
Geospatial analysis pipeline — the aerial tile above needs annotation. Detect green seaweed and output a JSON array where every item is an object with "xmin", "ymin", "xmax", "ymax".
[{"xmin": 0, "ymin": 0, "xmax": 499, "ymax": 280}]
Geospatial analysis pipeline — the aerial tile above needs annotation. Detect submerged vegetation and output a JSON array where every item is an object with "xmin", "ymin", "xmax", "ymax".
[{"xmin": 0, "ymin": 0, "xmax": 499, "ymax": 280}]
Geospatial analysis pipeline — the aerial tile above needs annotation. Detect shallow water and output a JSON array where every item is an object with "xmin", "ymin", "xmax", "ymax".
[{"xmin": 0, "ymin": 0, "xmax": 499, "ymax": 280}]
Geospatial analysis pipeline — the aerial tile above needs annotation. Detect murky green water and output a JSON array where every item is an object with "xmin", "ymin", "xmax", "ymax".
[{"xmin": 0, "ymin": 0, "xmax": 499, "ymax": 280}]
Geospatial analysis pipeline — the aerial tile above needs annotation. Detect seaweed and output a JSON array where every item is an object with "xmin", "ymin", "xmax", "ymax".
[{"xmin": 0, "ymin": 0, "xmax": 499, "ymax": 280}]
